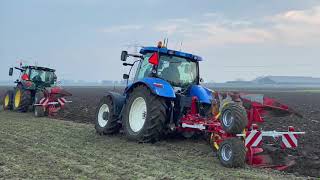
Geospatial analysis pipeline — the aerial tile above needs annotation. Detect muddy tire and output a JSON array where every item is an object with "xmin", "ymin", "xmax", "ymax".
[
  {"xmin": 13, "ymin": 88, "xmax": 31, "ymax": 112},
  {"xmin": 95, "ymin": 96, "xmax": 120, "ymax": 135},
  {"xmin": 34, "ymin": 91, "xmax": 46, "ymax": 117},
  {"xmin": 2, "ymin": 90, "xmax": 14, "ymax": 110},
  {"xmin": 220, "ymin": 102, "xmax": 248, "ymax": 134},
  {"xmin": 218, "ymin": 138, "xmax": 246, "ymax": 168},
  {"xmin": 123, "ymin": 85, "xmax": 168, "ymax": 143}
]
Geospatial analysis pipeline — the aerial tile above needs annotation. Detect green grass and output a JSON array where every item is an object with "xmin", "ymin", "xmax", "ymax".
[{"xmin": 0, "ymin": 111, "xmax": 301, "ymax": 179}]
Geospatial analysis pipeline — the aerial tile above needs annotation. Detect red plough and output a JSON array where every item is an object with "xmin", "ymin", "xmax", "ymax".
[
  {"xmin": 178, "ymin": 92, "xmax": 305, "ymax": 169},
  {"xmin": 34, "ymin": 87, "xmax": 72, "ymax": 116}
]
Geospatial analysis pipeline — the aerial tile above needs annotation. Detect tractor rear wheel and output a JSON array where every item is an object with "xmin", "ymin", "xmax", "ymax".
[
  {"xmin": 123, "ymin": 85, "xmax": 168, "ymax": 143},
  {"xmin": 95, "ymin": 96, "xmax": 120, "ymax": 135},
  {"xmin": 218, "ymin": 138, "xmax": 246, "ymax": 168},
  {"xmin": 220, "ymin": 102, "xmax": 248, "ymax": 134},
  {"xmin": 13, "ymin": 88, "xmax": 31, "ymax": 112},
  {"xmin": 34, "ymin": 91, "xmax": 46, "ymax": 117},
  {"xmin": 2, "ymin": 90, "xmax": 14, "ymax": 110}
]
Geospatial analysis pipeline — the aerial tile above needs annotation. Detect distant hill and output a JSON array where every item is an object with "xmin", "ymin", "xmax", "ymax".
[{"xmin": 253, "ymin": 76, "xmax": 320, "ymax": 85}]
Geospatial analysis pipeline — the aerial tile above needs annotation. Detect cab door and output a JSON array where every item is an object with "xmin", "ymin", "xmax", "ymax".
[{"xmin": 133, "ymin": 53, "xmax": 153, "ymax": 82}]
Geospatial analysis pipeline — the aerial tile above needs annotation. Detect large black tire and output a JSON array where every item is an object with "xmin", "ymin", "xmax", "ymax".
[
  {"xmin": 220, "ymin": 102, "xmax": 248, "ymax": 134},
  {"xmin": 2, "ymin": 90, "xmax": 14, "ymax": 110},
  {"xmin": 123, "ymin": 85, "xmax": 168, "ymax": 143},
  {"xmin": 13, "ymin": 88, "xmax": 31, "ymax": 112},
  {"xmin": 34, "ymin": 91, "xmax": 46, "ymax": 117},
  {"xmin": 218, "ymin": 138, "xmax": 246, "ymax": 168},
  {"xmin": 95, "ymin": 96, "xmax": 121, "ymax": 135}
]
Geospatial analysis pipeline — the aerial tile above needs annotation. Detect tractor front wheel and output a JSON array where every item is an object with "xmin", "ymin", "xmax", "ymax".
[
  {"xmin": 13, "ymin": 88, "xmax": 31, "ymax": 112},
  {"xmin": 2, "ymin": 90, "xmax": 14, "ymax": 110},
  {"xmin": 95, "ymin": 96, "xmax": 120, "ymax": 135},
  {"xmin": 218, "ymin": 138, "xmax": 246, "ymax": 168},
  {"xmin": 123, "ymin": 85, "xmax": 168, "ymax": 143}
]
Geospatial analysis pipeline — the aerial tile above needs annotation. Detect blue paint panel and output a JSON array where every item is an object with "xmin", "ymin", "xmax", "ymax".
[
  {"xmin": 189, "ymin": 85, "xmax": 213, "ymax": 104},
  {"xmin": 125, "ymin": 77, "xmax": 176, "ymax": 98},
  {"xmin": 140, "ymin": 47, "xmax": 203, "ymax": 61}
]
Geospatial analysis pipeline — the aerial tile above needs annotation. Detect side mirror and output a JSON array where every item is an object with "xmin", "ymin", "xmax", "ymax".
[
  {"xmin": 121, "ymin": 51, "xmax": 128, "ymax": 61},
  {"xmin": 9, "ymin": 68, "xmax": 13, "ymax": 76},
  {"xmin": 123, "ymin": 63, "xmax": 134, "ymax": 66},
  {"xmin": 123, "ymin": 74, "xmax": 129, "ymax": 79}
]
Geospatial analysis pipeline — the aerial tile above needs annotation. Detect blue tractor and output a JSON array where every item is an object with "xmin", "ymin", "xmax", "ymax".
[
  {"xmin": 94, "ymin": 42, "xmax": 305, "ymax": 169},
  {"xmin": 94, "ymin": 42, "xmax": 219, "ymax": 142}
]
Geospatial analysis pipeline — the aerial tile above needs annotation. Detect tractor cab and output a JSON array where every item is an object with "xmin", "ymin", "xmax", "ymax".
[
  {"xmin": 121, "ymin": 43, "xmax": 212, "ymax": 104},
  {"xmin": 135, "ymin": 47, "xmax": 201, "ymax": 88},
  {"xmin": 10, "ymin": 66, "xmax": 57, "ymax": 89}
]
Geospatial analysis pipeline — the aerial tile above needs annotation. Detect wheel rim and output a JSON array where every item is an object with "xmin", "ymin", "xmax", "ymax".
[
  {"xmin": 221, "ymin": 143, "xmax": 232, "ymax": 161},
  {"xmin": 222, "ymin": 110, "xmax": 234, "ymax": 127},
  {"xmin": 98, "ymin": 104, "xmax": 109, "ymax": 127},
  {"xmin": 4, "ymin": 95, "xmax": 9, "ymax": 107},
  {"xmin": 14, "ymin": 90, "xmax": 21, "ymax": 108},
  {"xmin": 129, "ymin": 97, "xmax": 147, "ymax": 132}
]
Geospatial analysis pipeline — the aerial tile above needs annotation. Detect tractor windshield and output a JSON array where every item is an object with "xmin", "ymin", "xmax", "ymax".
[
  {"xmin": 157, "ymin": 55, "xmax": 198, "ymax": 87},
  {"xmin": 136, "ymin": 53, "xmax": 198, "ymax": 87},
  {"xmin": 29, "ymin": 69, "xmax": 56, "ymax": 86}
]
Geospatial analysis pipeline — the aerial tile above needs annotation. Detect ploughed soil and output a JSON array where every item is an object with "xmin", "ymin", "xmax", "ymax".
[
  {"xmin": 0, "ymin": 111, "xmax": 301, "ymax": 179},
  {"xmin": 1, "ymin": 86, "xmax": 319, "ymax": 178}
]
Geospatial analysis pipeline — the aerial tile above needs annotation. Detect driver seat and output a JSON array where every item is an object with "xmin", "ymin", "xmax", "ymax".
[{"xmin": 161, "ymin": 65, "xmax": 180, "ymax": 83}]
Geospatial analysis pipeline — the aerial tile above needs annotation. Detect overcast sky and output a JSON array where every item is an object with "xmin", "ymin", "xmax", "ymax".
[{"xmin": 1, "ymin": 0, "xmax": 320, "ymax": 83}]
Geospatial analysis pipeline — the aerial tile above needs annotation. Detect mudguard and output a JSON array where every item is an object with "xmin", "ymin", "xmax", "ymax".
[
  {"xmin": 125, "ymin": 77, "xmax": 176, "ymax": 98},
  {"xmin": 189, "ymin": 85, "xmax": 213, "ymax": 104},
  {"xmin": 105, "ymin": 91, "xmax": 126, "ymax": 117}
]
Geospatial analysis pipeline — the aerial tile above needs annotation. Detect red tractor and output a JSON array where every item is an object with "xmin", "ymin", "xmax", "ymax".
[{"xmin": 2, "ymin": 65, "xmax": 71, "ymax": 117}]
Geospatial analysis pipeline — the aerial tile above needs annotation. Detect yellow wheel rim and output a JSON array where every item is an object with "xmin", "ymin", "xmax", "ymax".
[
  {"xmin": 4, "ymin": 95, "xmax": 9, "ymax": 107},
  {"xmin": 14, "ymin": 90, "xmax": 21, "ymax": 108}
]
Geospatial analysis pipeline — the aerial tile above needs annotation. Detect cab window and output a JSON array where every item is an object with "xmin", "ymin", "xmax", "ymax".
[{"xmin": 135, "ymin": 53, "xmax": 153, "ymax": 80}]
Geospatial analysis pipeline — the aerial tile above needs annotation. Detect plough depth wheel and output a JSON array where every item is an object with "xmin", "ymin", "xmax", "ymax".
[
  {"xmin": 218, "ymin": 138, "xmax": 246, "ymax": 168},
  {"xmin": 220, "ymin": 102, "xmax": 248, "ymax": 134}
]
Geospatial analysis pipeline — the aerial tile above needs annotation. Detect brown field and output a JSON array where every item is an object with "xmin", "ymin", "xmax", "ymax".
[{"xmin": 1, "ymin": 86, "xmax": 320, "ymax": 178}]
